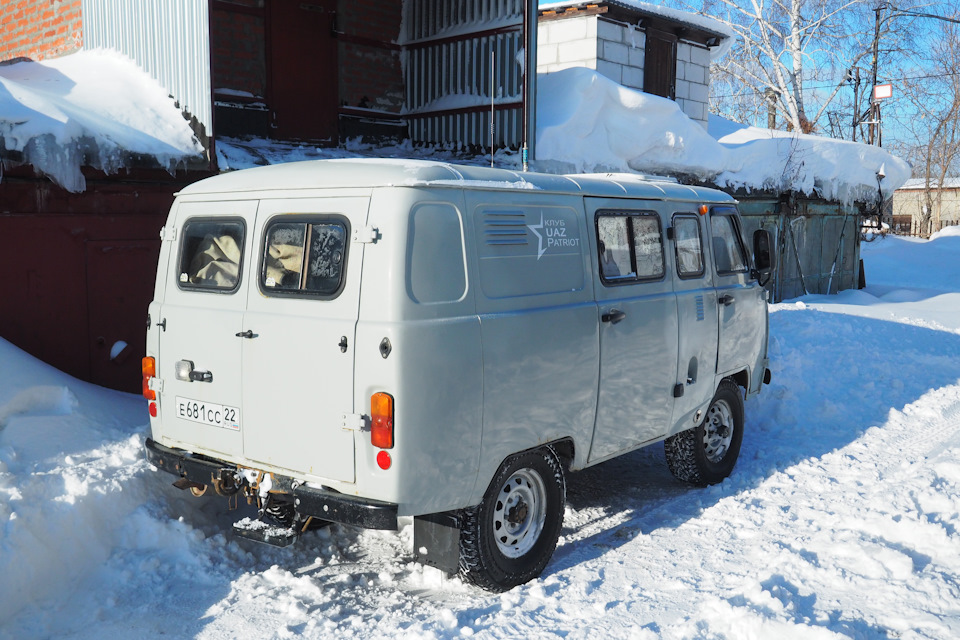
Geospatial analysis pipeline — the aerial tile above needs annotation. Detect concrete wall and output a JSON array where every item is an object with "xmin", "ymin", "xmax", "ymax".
[
  {"xmin": 893, "ymin": 187, "xmax": 960, "ymax": 234},
  {"xmin": 537, "ymin": 15, "xmax": 711, "ymax": 128},
  {"xmin": 0, "ymin": 0, "xmax": 82, "ymax": 62}
]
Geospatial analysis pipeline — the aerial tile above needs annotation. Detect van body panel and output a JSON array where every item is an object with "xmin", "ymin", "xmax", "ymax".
[
  {"xmin": 467, "ymin": 191, "xmax": 599, "ymax": 499},
  {"xmin": 354, "ymin": 318, "xmax": 484, "ymax": 513},
  {"xmin": 152, "ymin": 200, "xmax": 258, "ymax": 460},
  {"xmin": 353, "ymin": 188, "xmax": 483, "ymax": 512}
]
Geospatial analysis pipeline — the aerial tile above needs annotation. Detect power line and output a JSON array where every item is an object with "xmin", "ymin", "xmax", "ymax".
[{"xmin": 711, "ymin": 70, "xmax": 960, "ymax": 99}]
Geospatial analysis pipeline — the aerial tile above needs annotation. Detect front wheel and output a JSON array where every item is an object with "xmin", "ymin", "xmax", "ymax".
[
  {"xmin": 458, "ymin": 447, "xmax": 566, "ymax": 592},
  {"xmin": 665, "ymin": 379, "xmax": 744, "ymax": 486}
]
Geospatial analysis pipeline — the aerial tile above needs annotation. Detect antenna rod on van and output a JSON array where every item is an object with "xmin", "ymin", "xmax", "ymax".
[{"xmin": 490, "ymin": 50, "xmax": 495, "ymax": 168}]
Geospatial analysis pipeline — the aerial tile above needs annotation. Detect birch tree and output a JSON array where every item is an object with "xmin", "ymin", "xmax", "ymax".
[
  {"xmin": 680, "ymin": 0, "xmax": 914, "ymax": 134},
  {"xmin": 895, "ymin": 18, "xmax": 960, "ymax": 234}
]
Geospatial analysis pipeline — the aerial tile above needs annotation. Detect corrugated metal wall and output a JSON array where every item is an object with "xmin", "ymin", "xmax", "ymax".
[
  {"xmin": 403, "ymin": 0, "xmax": 524, "ymax": 148},
  {"xmin": 81, "ymin": 0, "xmax": 212, "ymax": 143},
  {"xmin": 739, "ymin": 198, "xmax": 862, "ymax": 303}
]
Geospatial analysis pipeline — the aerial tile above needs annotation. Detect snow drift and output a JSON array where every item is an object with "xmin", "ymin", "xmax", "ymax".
[{"xmin": 536, "ymin": 67, "xmax": 910, "ymax": 203}]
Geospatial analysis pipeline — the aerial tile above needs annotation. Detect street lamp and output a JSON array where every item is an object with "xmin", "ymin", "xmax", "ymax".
[{"xmin": 866, "ymin": 3, "xmax": 960, "ymax": 145}]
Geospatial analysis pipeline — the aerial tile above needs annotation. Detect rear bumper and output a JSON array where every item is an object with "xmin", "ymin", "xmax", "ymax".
[{"xmin": 144, "ymin": 438, "xmax": 398, "ymax": 531}]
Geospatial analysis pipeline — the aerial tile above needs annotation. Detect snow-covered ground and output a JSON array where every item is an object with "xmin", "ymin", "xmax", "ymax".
[{"xmin": 2, "ymin": 227, "xmax": 959, "ymax": 638}]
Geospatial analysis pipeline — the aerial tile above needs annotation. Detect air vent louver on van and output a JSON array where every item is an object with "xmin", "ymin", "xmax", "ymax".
[
  {"xmin": 484, "ymin": 211, "xmax": 528, "ymax": 246},
  {"xmin": 696, "ymin": 295, "xmax": 705, "ymax": 321}
]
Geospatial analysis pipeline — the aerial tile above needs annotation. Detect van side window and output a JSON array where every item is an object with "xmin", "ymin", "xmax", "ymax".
[
  {"xmin": 178, "ymin": 219, "xmax": 245, "ymax": 292},
  {"xmin": 261, "ymin": 218, "xmax": 347, "ymax": 297},
  {"xmin": 710, "ymin": 211, "xmax": 748, "ymax": 275},
  {"xmin": 596, "ymin": 212, "xmax": 664, "ymax": 284},
  {"xmin": 673, "ymin": 215, "xmax": 704, "ymax": 278}
]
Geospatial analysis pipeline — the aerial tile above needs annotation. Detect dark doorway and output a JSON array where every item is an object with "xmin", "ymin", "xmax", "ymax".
[
  {"xmin": 267, "ymin": 0, "xmax": 339, "ymax": 141},
  {"xmin": 86, "ymin": 240, "xmax": 159, "ymax": 393},
  {"xmin": 644, "ymin": 29, "xmax": 677, "ymax": 100}
]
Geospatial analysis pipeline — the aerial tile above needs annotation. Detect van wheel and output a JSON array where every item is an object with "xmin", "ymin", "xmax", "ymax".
[
  {"xmin": 665, "ymin": 379, "xmax": 743, "ymax": 486},
  {"xmin": 458, "ymin": 447, "xmax": 565, "ymax": 592}
]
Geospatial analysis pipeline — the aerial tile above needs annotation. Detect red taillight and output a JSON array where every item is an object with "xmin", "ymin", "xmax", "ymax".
[
  {"xmin": 377, "ymin": 450, "xmax": 392, "ymax": 470},
  {"xmin": 371, "ymin": 392, "xmax": 394, "ymax": 449},
  {"xmin": 142, "ymin": 357, "xmax": 156, "ymax": 401},
  {"xmin": 148, "ymin": 402, "xmax": 158, "ymax": 418}
]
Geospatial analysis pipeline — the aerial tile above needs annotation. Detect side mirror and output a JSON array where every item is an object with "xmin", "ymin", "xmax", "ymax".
[{"xmin": 752, "ymin": 229, "xmax": 773, "ymax": 285}]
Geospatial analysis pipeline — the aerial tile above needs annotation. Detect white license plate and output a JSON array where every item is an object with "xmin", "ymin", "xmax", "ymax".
[{"xmin": 175, "ymin": 396, "xmax": 240, "ymax": 431}]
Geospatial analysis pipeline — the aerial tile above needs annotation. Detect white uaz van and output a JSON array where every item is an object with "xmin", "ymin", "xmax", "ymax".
[{"xmin": 143, "ymin": 158, "xmax": 772, "ymax": 592}]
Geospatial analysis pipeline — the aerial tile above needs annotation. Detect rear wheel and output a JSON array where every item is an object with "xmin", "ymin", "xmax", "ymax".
[
  {"xmin": 458, "ymin": 447, "xmax": 565, "ymax": 592},
  {"xmin": 665, "ymin": 379, "xmax": 744, "ymax": 486}
]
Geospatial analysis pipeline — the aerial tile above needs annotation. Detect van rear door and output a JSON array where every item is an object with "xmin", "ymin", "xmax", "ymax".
[
  {"xmin": 239, "ymin": 197, "xmax": 369, "ymax": 483},
  {"xmin": 157, "ymin": 201, "xmax": 258, "ymax": 459}
]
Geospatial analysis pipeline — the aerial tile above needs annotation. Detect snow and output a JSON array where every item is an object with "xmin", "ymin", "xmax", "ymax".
[
  {"xmin": 0, "ymin": 49, "xmax": 204, "ymax": 192},
  {"xmin": 539, "ymin": 0, "xmax": 736, "ymax": 60},
  {"xmin": 537, "ymin": 68, "xmax": 910, "ymax": 203},
  {"xmin": 3, "ymin": 227, "xmax": 960, "ymax": 637}
]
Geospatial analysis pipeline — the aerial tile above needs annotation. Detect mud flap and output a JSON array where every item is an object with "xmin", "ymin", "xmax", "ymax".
[
  {"xmin": 232, "ymin": 517, "xmax": 300, "ymax": 548},
  {"xmin": 414, "ymin": 512, "xmax": 460, "ymax": 574}
]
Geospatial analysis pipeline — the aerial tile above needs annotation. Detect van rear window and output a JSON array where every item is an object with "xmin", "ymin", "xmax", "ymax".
[
  {"xmin": 260, "ymin": 218, "xmax": 347, "ymax": 297},
  {"xmin": 178, "ymin": 219, "xmax": 245, "ymax": 292}
]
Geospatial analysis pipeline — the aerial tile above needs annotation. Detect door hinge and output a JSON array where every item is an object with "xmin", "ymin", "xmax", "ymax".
[
  {"xmin": 340, "ymin": 413, "xmax": 367, "ymax": 431},
  {"xmin": 352, "ymin": 226, "xmax": 379, "ymax": 244},
  {"xmin": 148, "ymin": 377, "xmax": 165, "ymax": 393},
  {"xmin": 159, "ymin": 226, "xmax": 177, "ymax": 242}
]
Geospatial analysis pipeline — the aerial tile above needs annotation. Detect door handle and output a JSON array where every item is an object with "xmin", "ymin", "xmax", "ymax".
[
  {"xmin": 189, "ymin": 370, "xmax": 213, "ymax": 383},
  {"xmin": 601, "ymin": 309, "xmax": 627, "ymax": 324},
  {"xmin": 235, "ymin": 330, "xmax": 257, "ymax": 339},
  {"xmin": 719, "ymin": 294, "xmax": 735, "ymax": 306}
]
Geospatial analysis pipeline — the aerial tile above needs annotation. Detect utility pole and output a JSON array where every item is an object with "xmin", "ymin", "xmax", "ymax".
[{"xmin": 867, "ymin": 3, "xmax": 960, "ymax": 145}]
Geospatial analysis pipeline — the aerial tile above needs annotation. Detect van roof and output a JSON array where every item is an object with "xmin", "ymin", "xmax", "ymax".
[{"xmin": 178, "ymin": 158, "xmax": 735, "ymax": 203}]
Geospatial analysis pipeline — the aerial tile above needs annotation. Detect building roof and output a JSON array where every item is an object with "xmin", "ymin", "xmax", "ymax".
[
  {"xmin": 539, "ymin": 0, "xmax": 735, "ymax": 59},
  {"xmin": 896, "ymin": 178, "xmax": 960, "ymax": 191},
  {"xmin": 0, "ymin": 50, "xmax": 203, "ymax": 192}
]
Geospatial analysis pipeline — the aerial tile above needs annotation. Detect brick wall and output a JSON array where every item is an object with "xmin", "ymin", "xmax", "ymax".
[
  {"xmin": 0, "ymin": 0, "xmax": 83, "ymax": 62},
  {"xmin": 537, "ymin": 15, "xmax": 711, "ymax": 129},
  {"xmin": 210, "ymin": 0, "xmax": 266, "ymax": 97},
  {"xmin": 337, "ymin": 0, "xmax": 403, "ymax": 113}
]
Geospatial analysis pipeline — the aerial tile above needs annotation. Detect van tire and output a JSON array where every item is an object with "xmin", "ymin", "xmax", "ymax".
[
  {"xmin": 458, "ymin": 447, "xmax": 566, "ymax": 592},
  {"xmin": 664, "ymin": 379, "xmax": 743, "ymax": 486}
]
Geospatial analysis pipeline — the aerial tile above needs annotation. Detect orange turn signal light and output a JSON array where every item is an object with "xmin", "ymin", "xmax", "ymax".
[
  {"xmin": 142, "ymin": 356, "xmax": 156, "ymax": 401},
  {"xmin": 371, "ymin": 392, "xmax": 394, "ymax": 449}
]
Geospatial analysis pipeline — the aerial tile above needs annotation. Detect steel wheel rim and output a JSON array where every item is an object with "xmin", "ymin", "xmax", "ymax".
[
  {"xmin": 703, "ymin": 398, "xmax": 734, "ymax": 463},
  {"xmin": 492, "ymin": 468, "xmax": 547, "ymax": 558}
]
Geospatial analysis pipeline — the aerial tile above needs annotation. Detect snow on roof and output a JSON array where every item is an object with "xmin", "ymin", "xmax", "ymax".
[
  {"xmin": 897, "ymin": 177, "xmax": 960, "ymax": 191},
  {"xmin": 539, "ymin": 0, "xmax": 735, "ymax": 61},
  {"xmin": 0, "ymin": 50, "xmax": 204, "ymax": 193},
  {"xmin": 536, "ymin": 67, "xmax": 910, "ymax": 204}
]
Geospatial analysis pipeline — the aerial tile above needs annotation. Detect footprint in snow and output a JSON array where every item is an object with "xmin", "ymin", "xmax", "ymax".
[{"xmin": 0, "ymin": 386, "xmax": 78, "ymax": 430}]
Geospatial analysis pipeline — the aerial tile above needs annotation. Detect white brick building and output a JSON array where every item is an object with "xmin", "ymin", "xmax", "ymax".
[{"xmin": 538, "ymin": 1, "xmax": 730, "ymax": 128}]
